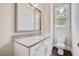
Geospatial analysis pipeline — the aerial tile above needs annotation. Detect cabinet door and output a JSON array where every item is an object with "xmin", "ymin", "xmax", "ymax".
[
  {"xmin": 33, "ymin": 47, "xmax": 45, "ymax": 56},
  {"xmin": 47, "ymin": 37, "xmax": 53, "ymax": 56},
  {"xmin": 30, "ymin": 42, "xmax": 43, "ymax": 56},
  {"xmin": 43, "ymin": 37, "xmax": 53, "ymax": 56},
  {"xmin": 14, "ymin": 42, "xmax": 29, "ymax": 56}
]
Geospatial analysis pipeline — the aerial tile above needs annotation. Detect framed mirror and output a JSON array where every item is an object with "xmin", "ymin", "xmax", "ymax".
[{"xmin": 15, "ymin": 3, "xmax": 41, "ymax": 33}]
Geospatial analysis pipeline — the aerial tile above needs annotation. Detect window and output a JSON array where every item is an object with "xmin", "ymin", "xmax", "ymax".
[{"xmin": 55, "ymin": 4, "xmax": 69, "ymax": 27}]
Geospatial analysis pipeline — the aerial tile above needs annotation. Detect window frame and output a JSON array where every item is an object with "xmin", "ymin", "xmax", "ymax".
[{"xmin": 54, "ymin": 4, "xmax": 71, "ymax": 28}]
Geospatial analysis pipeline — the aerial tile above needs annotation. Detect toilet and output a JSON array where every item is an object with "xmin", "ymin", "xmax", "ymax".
[{"xmin": 56, "ymin": 36, "xmax": 65, "ymax": 55}]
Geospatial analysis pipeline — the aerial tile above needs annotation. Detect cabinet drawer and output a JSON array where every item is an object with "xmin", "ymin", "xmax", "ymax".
[
  {"xmin": 32, "ymin": 47, "xmax": 45, "ymax": 56},
  {"xmin": 30, "ymin": 42, "xmax": 43, "ymax": 56}
]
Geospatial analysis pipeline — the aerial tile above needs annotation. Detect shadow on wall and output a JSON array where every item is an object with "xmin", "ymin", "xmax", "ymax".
[{"xmin": 0, "ymin": 40, "xmax": 13, "ymax": 56}]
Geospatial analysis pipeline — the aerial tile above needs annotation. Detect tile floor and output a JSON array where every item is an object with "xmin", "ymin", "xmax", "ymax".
[{"xmin": 52, "ymin": 47, "xmax": 72, "ymax": 56}]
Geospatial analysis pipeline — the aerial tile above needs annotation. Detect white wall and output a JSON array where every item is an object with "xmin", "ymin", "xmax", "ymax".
[
  {"xmin": 71, "ymin": 3, "xmax": 79, "ymax": 56},
  {"xmin": 50, "ymin": 4, "xmax": 54, "ymax": 43},
  {"xmin": 0, "ymin": 4, "xmax": 14, "ymax": 56},
  {"xmin": 38, "ymin": 3, "xmax": 51, "ymax": 35}
]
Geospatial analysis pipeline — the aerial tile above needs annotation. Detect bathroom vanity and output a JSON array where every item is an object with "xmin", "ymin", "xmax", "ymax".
[
  {"xmin": 13, "ymin": 3, "xmax": 53, "ymax": 56},
  {"xmin": 14, "ymin": 34, "xmax": 53, "ymax": 56}
]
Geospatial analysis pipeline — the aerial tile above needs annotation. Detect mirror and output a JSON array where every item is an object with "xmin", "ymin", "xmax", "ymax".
[{"xmin": 15, "ymin": 3, "xmax": 41, "ymax": 33}]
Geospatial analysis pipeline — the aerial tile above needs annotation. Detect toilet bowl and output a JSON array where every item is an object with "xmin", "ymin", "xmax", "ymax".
[
  {"xmin": 56, "ymin": 43, "xmax": 65, "ymax": 55},
  {"xmin": 56, "ymin": 36, "xmax": 65, "ymax": 55}
]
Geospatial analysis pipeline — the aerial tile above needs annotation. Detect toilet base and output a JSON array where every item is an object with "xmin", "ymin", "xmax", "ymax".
[{"xmin": 58, "ymin": 48, "xmax": 64, "ymax": 55}]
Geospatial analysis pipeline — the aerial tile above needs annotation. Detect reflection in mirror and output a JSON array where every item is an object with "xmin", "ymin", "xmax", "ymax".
[
  {"xmin": 34, "ymin": 9, "xmax": 41, "ymax": 30},
  {"xmin": 15, "ymin": 3, "xmax": 41, "ymax": 33}
]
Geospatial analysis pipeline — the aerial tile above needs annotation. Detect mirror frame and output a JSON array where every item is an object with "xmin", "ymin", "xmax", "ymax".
[{"xmin": 15, "ymin": 3, "xmax": 41, "ymax": 33}]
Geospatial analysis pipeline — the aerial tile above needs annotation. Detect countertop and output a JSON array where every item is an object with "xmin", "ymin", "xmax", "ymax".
[{"xmin": 14, "ymin": 34, "xmax": 51, "ymax": 48}]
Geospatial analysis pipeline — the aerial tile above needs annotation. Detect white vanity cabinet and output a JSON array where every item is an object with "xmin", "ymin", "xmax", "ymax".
[
  {"xmin": 42, "ymin": 37, "xmax": 53, "ymax": 56},
  {"xmin": 14, "ymin": 42, "xmax": 29, "ymax": 56},
  {"xmin": 14, "ymin": 35, "xmax": 53, "ymax": 56}
]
